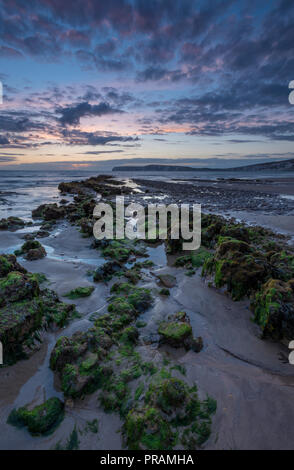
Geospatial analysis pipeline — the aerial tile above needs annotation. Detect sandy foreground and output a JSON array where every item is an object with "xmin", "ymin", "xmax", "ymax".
[{"xmin": 0, "ymin": 176, "xmax": 294, "ymax": 450}]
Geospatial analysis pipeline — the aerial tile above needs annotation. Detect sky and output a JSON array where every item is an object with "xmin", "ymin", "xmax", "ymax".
[{"xmin": 0, "ymin": 0, "xmax": 293, "ymax": 170}]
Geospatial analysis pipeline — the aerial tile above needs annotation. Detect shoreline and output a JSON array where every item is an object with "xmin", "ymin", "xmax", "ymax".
[{"xmin": 0, "ymin": 175, "xmax": 294, "ymax": 450}]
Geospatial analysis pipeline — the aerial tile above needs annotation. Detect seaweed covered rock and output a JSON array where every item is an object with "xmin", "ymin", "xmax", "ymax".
[
  {"xmin": 201, "ymin": 214, "xmax": 270, "ymax": 247},
  {"xmin": 124, "ymin": 406, "xmax": 176, "ymax": 450},
  {"xmin": 174, "ymin": 247, "xmax": 212, "ymax": 269},
  {"xmin": 50, "ymin": 284, "xmax": 153, "ymax": 398},
  {"xmin": 251, "ymin": 278, "xmax": 294, "ymax": 340},
  {"xmin": 267, "ymin": 250, "xmax": 294, "ymax": 281},
  {"xmin": 58, "ymin": 175, "xmax": 132, "ymax": 197},
  {"xmin": 7, "ymin": 397, "xmax": 64, "ymax": 435},
  {"xmin": 64, "ymin": 286, "xmax": 94, "ymax": 299},
  {"xmin": 16, "ymin": 240, "xmax": 47, "ymax": 260},
  {"xmin": 0, "ymin": 271, "xmax": 40, "ymax": 307},
  {"xmin": 158, "ymin": 311, "xmax": 203, "ymax": 352},
  {"xmin": 0, "ymin": 254, "xmax": 26, "ymax": 277},
  {"xmin": 0, "ymin": 288, "xmax": 76, "ymax": 363},
  {"xmin": 50, "ymin": 327, "xmax": 114, "ymax": 397},
  {"xmin": 110, "ymin": 283, "xmax": 153, "ymax": 312},
  {"xmin": 201, "ymin": 214, "xmax": 225, "ymax": 247},
  {"xmin": 123, "ymin": 374, "xmax": 216, "ymax": 450},
  {"xmin": 102, "ymin": 239, "xmax": 145, "ymax": 263},
  {"xmin": 119, "ymin": 326, "xmax": 139, "ymax": 344},
  {"xmin": 50, "ymin": 333, "xmax": 89, "ymax": 372},
  {"xmin": 202, "ymin": 236, "xmax": 267, "ymax": 300},
  {"xmin": 146, "ymin": 377, "xmax": 187, "ymax": 415},
  {"xmin": 0, "ymin": 260, "xmax": 77, "ymax": 363},
  {"xmin": 39, "ymin": 288, "xmax": 77, "ymax": 328},
  {"xmin": 0, "ymin": 216, "xmax": 26, "ymax": 231},
  {"xmin": 79, "ymin": 217, "xmax": 94, "ymax": 236},
  {"xmin": 93, "ymin": 260, "xmax": 123, "ymax": 282},
  {"xmin": 32, "ymin": 203, "xmax": 65, "ymax": 221}
]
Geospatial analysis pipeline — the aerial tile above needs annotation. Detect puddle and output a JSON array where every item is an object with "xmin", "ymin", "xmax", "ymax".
[
  {"xmin": 146, "ymin": 243, "xmax": 167, "ymax": 266},
  {"xmin": 12, "ymin": 334, "xmax": 63, "ymax": 409},
  {"xmin": 4, "ymin": 243, "xmax": 106, "ymax": 268}
]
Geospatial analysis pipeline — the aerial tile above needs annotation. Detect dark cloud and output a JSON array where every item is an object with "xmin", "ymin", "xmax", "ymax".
[
  {"xmin": 61, "ymin": 128, "xmax": 139, "ymax": 146},
  {"xmin": 57, "ymin": 101, "xmax": 124, "ymax": 126},
  {"xmin": 0, "ymin": 0, "xmax": 294, "ymax": 148}
]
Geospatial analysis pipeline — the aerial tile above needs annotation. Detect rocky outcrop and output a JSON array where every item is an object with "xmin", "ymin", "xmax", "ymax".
[{"xmin": 202, "ymin": 236, "xmax": 267, "ymax": 300}]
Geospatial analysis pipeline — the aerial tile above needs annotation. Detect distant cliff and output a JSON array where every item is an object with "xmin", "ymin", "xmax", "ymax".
[
  {"xmin": 112, "ymin": 164, "xmax": 198, "ymax": 172},
  {"xmin": 230, "ymin": 158, "xmax": 294, "ymax": 171},
  {"xmin": 112, "ymin": 159, "xmax": 294, "ymax": 172}
]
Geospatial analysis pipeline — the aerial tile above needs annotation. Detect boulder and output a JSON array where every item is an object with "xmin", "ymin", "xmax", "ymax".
[
  {"xmin": 0, "ymin": 271, "xmax": 40, "ymax": 307},
  {"xmin": 93, "ymin": 260, "xmax": 123, "ymax": 282},
  {"xmin": 158, "ymin": 311, "xmax": 203, "ymax": 351},
  {"xmin": 157, "ymin": 274, "xmax": 176, "ymax": 288},
  {"xmin": 251, "ymin": 278, "xmax": 294, "ymax": 340}
]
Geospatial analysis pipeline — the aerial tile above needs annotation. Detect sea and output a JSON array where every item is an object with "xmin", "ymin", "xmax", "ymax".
[{"xmin": 1, "ymin": 169, "xmax": 294, "ymax": 221}]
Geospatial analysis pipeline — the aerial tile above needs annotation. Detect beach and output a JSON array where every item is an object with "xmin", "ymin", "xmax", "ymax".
[{"xmin": 0, "ymin": 173, "xmax": 294, "ymax": 450}]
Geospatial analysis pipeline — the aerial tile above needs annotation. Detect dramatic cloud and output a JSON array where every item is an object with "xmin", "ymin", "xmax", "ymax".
[
  {"xmin": 0, "ymin": 0, "xmax": 293, "ymax": 159},
  {"xmin": 57, "ymin": 101, "xmax": 124, "ymax": 126}
]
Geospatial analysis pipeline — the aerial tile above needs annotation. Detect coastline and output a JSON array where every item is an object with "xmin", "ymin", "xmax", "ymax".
[{"xmin": 0, "ymin": 174, "xmax": 294, "ymax": 450}]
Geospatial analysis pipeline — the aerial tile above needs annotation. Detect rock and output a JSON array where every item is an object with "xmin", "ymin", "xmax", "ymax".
[
  {"xmin": 36, "ymin": 230, "xmax": 50, "ymax": 238},
  {"xmin": 16, "ymin": 240, "xmax": 47, "ymax": 260},
  {"xmin": 64, "ymin": 286, "xmax": 95, "ymax": 299},
  {"xmin": 0, "ymin": 217, "xmax": 26, "ymax": 231},
  {"xmin": 22, "ymin": 233, "xmax": 36, "ymax": 240},
  {"xmin": 0, "ymin": 254, "xmax": 26, "ymax": 277},
  {"xmin": 0, "ymin": 259, "xmax": 77, "ymax": 364},
  {"xmin": 251, "ymin": 278, "xmax": 294, "ymax": 340},
  {"xmin": 120, "ymin": 326, "xmax": 139, "ymax": 344},
  {"xmin": 110, "ymin": 283, "xmax": 153, "ymax": 312},
  {"xmin": 7, "ymin": 397, "xmax": 64, "ymax": 435},
  {"xmin": 50, "ymin": 333, "xmax": 88, "ymax": 372},
  {"xmin": 159, "ymin": 288, "xmax": 170, "ymax": 296},
  {"xmin": 189, "ymin": 336, "xmax": 203, "ymax": 352},
  {"xmin": 158, "ymin": 311, "xmax": 202, "ymax": 351},
  {"xmin": 0, "ymin": 271, "xmax": 40, "ymax": 307},
  {"xmin": 202, "ymin": 236, "xmax": 267, "ymax": 300},
  {"xmin": 93, "ymin": 260, "xmax": 123, "ymax": 282},
  {"xmin": 79, "ymin": 217, "xmax": 94, "ymax": 235},
  {"xmin": 157, "ymin": 274, "xmax": 177, "ymax": 288},
  {"xmin": 124, "ymin": 406, "xmax": 176, "ymax": 450},
  {"xmin": 25, "ymin": 247, "xmax": 46, "ymax": 260},
  {"xmin": 32, "ymin": 203, "xmax": 65, "ymax": 220}
]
